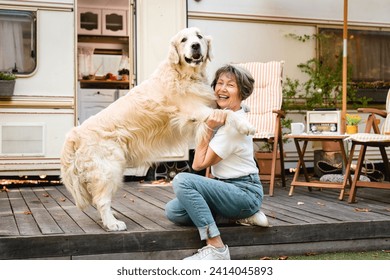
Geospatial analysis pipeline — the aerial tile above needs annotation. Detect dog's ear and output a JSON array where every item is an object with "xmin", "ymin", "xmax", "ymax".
[
  {"xmin": 205, "ymin": 35, "xmax": 213, "ymax": 62},
  {"xmin": 168, "ymin": 41, "xmax": 180, "ymax": 64}
]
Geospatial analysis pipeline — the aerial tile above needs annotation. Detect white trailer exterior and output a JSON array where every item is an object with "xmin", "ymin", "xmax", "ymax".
[
  {"xmin": 0, "ymin": 0, "xmax": 187, "ymax": 177},
  {"xmin": 0, "ymin": 0, "xmax": 389, "ymax": 176},
  {"xmin": 0, "ymin": 0, "xmax": 75, "ymax": 176},
  {"xmin": 188, "ymin": 0, "xmax": 390, "ymax": 168}
]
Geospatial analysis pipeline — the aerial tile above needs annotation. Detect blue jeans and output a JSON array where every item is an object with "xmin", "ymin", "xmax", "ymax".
[{"xmin": 165, "ymin": 172, "xmax": 263, "ymax": 240}]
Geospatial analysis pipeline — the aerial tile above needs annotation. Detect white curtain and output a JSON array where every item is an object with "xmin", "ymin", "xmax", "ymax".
[
  {"xmin": 0, "ymin": 20, "xmax": 24, "ymax": 72},
  {"xmin": 118, "ymin": 52, "xmax": 130, "ymax": 70},
  {"xmin": 77, "ymin": 46, "xmax": 94, "ymax": 78}
]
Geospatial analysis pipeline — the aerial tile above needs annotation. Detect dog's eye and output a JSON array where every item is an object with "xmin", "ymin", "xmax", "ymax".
[
  {"xmin": 197, "ymin": 34, "xmax": 203, "ymax": 39},
  {"xmin": 181, "ymin": 37, "xmax": 187, "ymax": 43}
]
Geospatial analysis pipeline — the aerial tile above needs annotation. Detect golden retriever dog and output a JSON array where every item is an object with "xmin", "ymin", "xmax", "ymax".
[{"xmin": 60, "ymin": 27, "xmax": 255, "ymax": 231}]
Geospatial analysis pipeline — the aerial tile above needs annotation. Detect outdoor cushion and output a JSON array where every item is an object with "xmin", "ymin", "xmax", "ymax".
[{"xmin": 235, "ymin": 61, "xmax": 283, "ymax": 139}]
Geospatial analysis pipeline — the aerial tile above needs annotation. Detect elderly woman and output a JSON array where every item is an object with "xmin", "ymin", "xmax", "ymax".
[{"xmin": 165, "ymin": 64, "xmax": 268, "ymax": 260}]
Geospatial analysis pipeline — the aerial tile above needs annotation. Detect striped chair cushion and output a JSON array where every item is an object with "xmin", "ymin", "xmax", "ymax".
[
  {"xmin": 346, "ymin": 90, "xmax": 390, "ymax": 143},
  {"xmin": 345, "ymin": 133, "xmax": 390, "ymax": 142},
  {"xmin": 380, "ymin": 89, "xmax": 390, "ymax": 134},
  {"xmin": 234, "ymin": 61, "xmax": 283, "ymax": 139}
]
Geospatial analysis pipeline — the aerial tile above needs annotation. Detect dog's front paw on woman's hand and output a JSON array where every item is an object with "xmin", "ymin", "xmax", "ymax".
[{"xmin": 238, "ymin": 122, "xmax": 256, "ymax": 136}]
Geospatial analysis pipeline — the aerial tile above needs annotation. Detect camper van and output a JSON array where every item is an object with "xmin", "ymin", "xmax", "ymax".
[
  {"xmin": 1, "ymin": 0, "xmax": 389, "ymax": 179},
  {"xmin": 0, "ymin": 0, "xmax": 187, "ymax": 179}
]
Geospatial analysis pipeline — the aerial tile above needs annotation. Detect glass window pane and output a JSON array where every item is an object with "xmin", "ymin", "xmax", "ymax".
[
  {"xmin": 319, "ymin": 28, "xmax": 390, "ymax": 82},
  {"xmin": 0, "ymin": 10, "xmax": 36, "ymax": 74}
]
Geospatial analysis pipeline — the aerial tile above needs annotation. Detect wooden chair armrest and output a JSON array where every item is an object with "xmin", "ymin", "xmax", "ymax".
[
  {"xmin": 357, "ymin": 108, "xmax": 387, "ymax": 118},
  {"xmin": 357, "ymin": 108, "xmax": 387, "ymax": 134},
  {"xmin": 273, "ymin": 109, "xmax": 286, "ymax": 119}
]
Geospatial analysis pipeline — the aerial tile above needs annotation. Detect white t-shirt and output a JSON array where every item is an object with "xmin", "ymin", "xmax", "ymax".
[{"xmin": 209, "ymin": 109, "xmax": 258, "ymax": 179}]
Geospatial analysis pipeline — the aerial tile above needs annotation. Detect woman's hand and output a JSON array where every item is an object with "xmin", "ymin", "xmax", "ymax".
[
  {"xmin": 207, "ymin": 109, "xmax": 227, "ymax": 131},
  {"xmin": 192, "ymin": 109, "xmax": 226, "ymax": 171}
]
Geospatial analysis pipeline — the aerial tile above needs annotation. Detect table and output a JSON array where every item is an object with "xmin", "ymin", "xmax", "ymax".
[{"xmin": 285, "ymin": 134, "xmax": 351, "ymax": 200}]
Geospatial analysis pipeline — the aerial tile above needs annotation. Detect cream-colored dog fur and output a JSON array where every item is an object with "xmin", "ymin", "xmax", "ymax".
[{"xmin": 60, "ymin": 27, "xmax": 255, "ymax": 231}]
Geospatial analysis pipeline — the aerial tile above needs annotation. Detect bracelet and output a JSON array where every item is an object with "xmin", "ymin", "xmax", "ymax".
[{"xmin": 206, "ymin": 125, "xmax": 216, "ymax": 132}]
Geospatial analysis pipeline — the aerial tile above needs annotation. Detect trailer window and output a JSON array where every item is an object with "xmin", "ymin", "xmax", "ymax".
[
  {"xmin": 0, "ymin": 10, "xmax": 36, "ymax": 74},
  {"xmin": 319, "ymin": 28, "xmax": 390, "ymax": 83}
]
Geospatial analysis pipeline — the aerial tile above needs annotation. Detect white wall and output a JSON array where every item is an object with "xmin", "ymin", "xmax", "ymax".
[
  {"xmin": 25, "ymin": 0, "xmax": 73, "ymax": 4},
  {"xmin": 189, "ymin": 19, "xmax": 316, "ymax": 82},
  {"xmin": 15, "ymin": 10, "xmax": 75, "ymax": 97},
  {"xmin": 188, "ymin": 0, "xmax": 390, "ymax": 25},
  {"xmin": 187, "ymin": 0, "xmax": 390, "ymax": 166},
  {"xmin": 188, "ymin": 0, "xmax": 390, "ymax": 81}
]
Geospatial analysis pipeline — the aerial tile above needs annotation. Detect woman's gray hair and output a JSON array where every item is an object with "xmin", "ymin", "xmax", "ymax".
[{"xmin": 211, "ymin": 64, "xmax": 255, "ymax": 101}]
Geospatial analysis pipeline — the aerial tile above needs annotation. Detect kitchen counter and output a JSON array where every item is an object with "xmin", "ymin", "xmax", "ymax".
[{"xmin": 79, "ymin": 79, "xmax": 130, "ymax": 89}]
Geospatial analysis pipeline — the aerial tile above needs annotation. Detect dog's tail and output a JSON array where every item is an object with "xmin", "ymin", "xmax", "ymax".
[{"xmin": 60, "ymin": 129, "xmax": 92, "ymax": 210}]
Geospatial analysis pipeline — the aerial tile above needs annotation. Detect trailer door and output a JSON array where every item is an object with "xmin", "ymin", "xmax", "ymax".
[
  {"xmin": 127, "ymin": 0, "xmax": 188, "ymax": 177},
  {"xmin": 135, "ymin": 0, "xmax": 187, "ymax": 83}
]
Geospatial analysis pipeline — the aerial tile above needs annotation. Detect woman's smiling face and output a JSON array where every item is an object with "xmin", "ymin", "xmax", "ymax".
[{"xmin": 214, "ymin": 72, "xmax": 242, "ymax": 111}]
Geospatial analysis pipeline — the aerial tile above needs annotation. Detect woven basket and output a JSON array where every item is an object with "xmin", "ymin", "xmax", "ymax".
[{"xmin": 0, "ymin": 80, "xmax": 15, "ymax": 96}]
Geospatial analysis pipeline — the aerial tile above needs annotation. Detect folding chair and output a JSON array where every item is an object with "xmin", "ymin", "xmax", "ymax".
[
  {"xmin": 234, "ymin": 61, "xmax": 286, "ymax": 196},
  {"xmin": 344, "ymin": 89, "xmax": 390, "ymax": 203}
]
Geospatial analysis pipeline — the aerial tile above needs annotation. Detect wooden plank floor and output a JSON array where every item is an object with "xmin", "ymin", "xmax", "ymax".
[{"xmin": 1, "ymin": 176, "xmax": 390, "ymax": 259}]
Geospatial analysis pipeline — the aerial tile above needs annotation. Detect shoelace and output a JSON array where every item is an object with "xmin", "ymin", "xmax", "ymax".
[
  {"xmin": 194, "ymin": 245, "xmax": 215, "ymax": 258},
  {"xmin": 236, "ymin": 218, "xmax": 251, "ymax": 225}
]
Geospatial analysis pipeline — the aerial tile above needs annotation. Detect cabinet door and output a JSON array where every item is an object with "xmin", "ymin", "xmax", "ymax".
[
  {"xmin": 78, "ymin": 89, "xmax": 116, "ymax": 123},
  {"xmin": 118, "ymin": 89, "xmax": 129, "ymax": 98},
  {"xmin": 80, "ymin": 89, "xmax": 116, "ymax": 102},
  {"xmin": 80, "ymin": 103, "xmax": 110, "ymax": 123},
  {"xmin": 78, "ymin": 8, "xmax": 102, "ymax": 35},
  {"xmin": 102, "ymin": 9, "xmax": 127, "ymax": 36}
]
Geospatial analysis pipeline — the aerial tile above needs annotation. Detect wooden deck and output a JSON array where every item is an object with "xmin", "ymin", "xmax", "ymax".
[{"xmin": 1, "ymin": 176, "xmax": 390, "ymax": 260}]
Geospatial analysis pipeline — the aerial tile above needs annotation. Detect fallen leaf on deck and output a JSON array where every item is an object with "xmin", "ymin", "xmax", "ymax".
[
  {"xmin": 278, "ymin": 256, "xmax": 289, "ymax": 260},
  {"xmin": 152, "ymin": 179, "xmax": 168, "ymax": 185},
  {"xmin": 354, "ymin": 208, "xmax": 370, "ymax": 212},
  {"xmin": 42, "ymin": 193, "xmax": 49, "ymax": 197},
  {"xmin": 297, "ymin": 201, "xmax": 305, "ymax": 205},
  {"xmin": 60, "ymin": 198, "xmax": 66, "ymax": 202},
  {"xmin": 123, "ymin": 194, "xmax": 127, "ymax": 198},
  {"xmin": 305, "ymin": 252, "xmax": 317, "ymax": 256},
  {"xmin": 316, "ymin": 202, "xmax": 326, "ymax": 206},
  {"xmin": 24, "ymin": 210, "xmax": 32, "ymax": 215},
  {"xmin": 260, "ymin": 256, "xmax": 272, "ymax": 260},
  {"xmin": 385, "ymin": 208, "xmax": 390, "ymax": 212}
]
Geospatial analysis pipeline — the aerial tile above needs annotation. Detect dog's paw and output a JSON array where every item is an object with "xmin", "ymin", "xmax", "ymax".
[
  {"xmin": 238, "ymin": 122, "xmax": 256, "ymax": 136},
  {"xmin": 106, "ymin": 220, "xmax": 127, "ymax": 231}
]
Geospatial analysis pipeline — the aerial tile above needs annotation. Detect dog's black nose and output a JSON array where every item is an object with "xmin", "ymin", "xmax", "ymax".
[{"xmin": 192, "ymin": 43, "xmax": 200, "ymax": 50}]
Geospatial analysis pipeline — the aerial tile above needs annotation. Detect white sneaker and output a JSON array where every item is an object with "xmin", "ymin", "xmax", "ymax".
[
  {"xmin": 237, "ymin": 211, "xmax": 269, "ymax": 227},
  {"xmin": 184, "ymin": 244, "xmax": 230, "ymax": 260}
]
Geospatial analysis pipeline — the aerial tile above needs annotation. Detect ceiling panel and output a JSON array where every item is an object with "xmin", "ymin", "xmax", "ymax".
[{"xmin": 78, "ymin": 0, "xmax": 128, "ymax": 9}]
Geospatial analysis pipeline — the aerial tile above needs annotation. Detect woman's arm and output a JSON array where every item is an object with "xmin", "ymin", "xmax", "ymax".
[{"xmin": 192, "ymin": 110, "xmax": 226, "ymax": 171}]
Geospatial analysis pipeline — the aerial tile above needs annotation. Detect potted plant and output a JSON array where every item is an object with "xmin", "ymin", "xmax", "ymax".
[
  {"xmin": 283, "ymin": 33, "xmax": 370, "ymax": 111},
  {"xmin": 254, "ymin": 118, "xmax": 291, "ymax": 176},
  {"xmin": 283, "ymin": 33, "xmax": 372, "ymax": 147},
  {"xmin": 345, "ymin": 113, "xmax": 362, "ymax": 134},
  {"xmin": 0, "ymin": 72, "xmax": 16, "ymax": 96}
]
